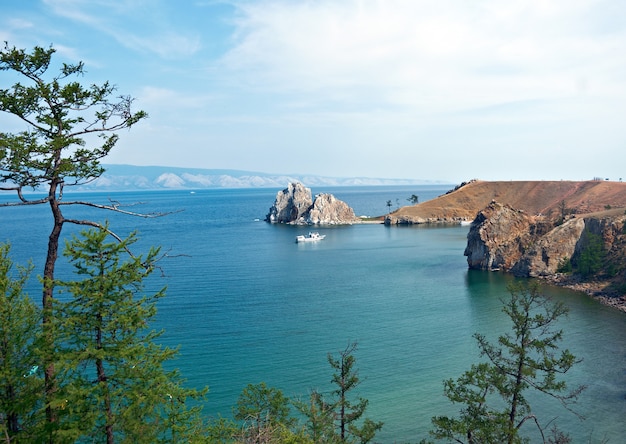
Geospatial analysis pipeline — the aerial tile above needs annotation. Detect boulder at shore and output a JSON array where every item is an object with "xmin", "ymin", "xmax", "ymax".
[{"xmin": 265, "ymin": 183, "xmax": 360, "ymax": 225}]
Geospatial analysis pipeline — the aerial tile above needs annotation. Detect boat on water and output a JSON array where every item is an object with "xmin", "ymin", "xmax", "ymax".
[{"xmin": 295, "ymin": 232, "xmax": 326, "ymax": 243}]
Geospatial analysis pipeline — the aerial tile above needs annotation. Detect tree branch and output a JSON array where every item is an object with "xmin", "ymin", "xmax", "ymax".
[{"xmin": 59, "ymin": 200, "xmax": 182, "ymax": 218}]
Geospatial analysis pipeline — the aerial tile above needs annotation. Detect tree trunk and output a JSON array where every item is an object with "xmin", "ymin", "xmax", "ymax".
[
  {"xmin": 43, "ymin": 186, "xmax": 63, "ymax": 440},
  {"xmin": 96, "ymin": 309, "xmax": 114, "ymax": 444}
]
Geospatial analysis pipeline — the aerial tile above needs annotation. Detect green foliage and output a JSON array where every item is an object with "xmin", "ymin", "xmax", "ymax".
[
  {"xmin": 0, "ymin": 43, "xmax": 147, "ymax": 192},
  {"xmin": 222, "ymin": 344, "xmax": 381, "ymax": 443},
  {"xmin": 234, "ymin": 382, "xmax": 295, "ymax": 440},
  {"xmin": 574, "ymin": 230, "xmax": 605, "ymax": 278},
  {"xmin": 431, "ymin": 283, "xmax": 584, "ymax": 444},
  {"xmin": 556, "ymin": 257, "xmax": 572, "ymax": 273},
  {"xmin": 293, "ymin": 390, "xmax": 338, "ymax": 443},
  {"xmin": 432, "ymin": 363, "xmax": 511, "ymax": 443},
  {"xmin": 53, "ymin": 227, "xmax": 206, "ymax": 443},
  {"xmin": 0, "ymin": 244, "xmax": 44, "ymax": 442},
  {"xmin": 1, "ymin": 43, "xmax": 147, "ymax": 431},
  {"xmin": 408, "ymin": 194, "xmax": 420, "ymax": 204}
]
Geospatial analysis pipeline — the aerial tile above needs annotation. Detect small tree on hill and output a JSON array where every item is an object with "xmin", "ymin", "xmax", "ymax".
[
  {"xmin": 408, "ymin": 194, "xmax": 419, "ymax": 205},
  {"xmin": 431, "ymin": 283, "xmax": 584, "ymax": 444}
]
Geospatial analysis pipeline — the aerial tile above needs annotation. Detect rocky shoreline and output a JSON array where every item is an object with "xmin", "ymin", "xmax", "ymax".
[{"xmin": 542, "ymin": 274, "xmax": 626, "ymax": 313}]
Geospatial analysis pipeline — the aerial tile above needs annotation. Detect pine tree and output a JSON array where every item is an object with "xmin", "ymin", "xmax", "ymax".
[{"xmin": 54, "ymin": 227, "xmax": 206, "ymax": 443}]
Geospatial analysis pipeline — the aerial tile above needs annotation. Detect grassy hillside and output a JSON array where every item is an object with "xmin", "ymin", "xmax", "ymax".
[{"xmin": 392, "ymin": 180, "xmax": 626, "ymax": 222}]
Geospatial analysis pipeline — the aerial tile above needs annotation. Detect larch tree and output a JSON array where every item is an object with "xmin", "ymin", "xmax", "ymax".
[
  {"xmin": 294, "ymin": 389, "xmax": 337, "ymax": 443},
  {"xmin": 328, "ymin": 342, "xmax": 383, "ymax": 443},
  {"xmin": 54, "ymin": 226, "xmax": 206, "ymax": 443},
  {"xmin": 431, "ymin": 283, "xmax": 585, "ymax": 444},
  {"xmin": 0, "ymin": 243, "xmax": 43, "ymax": 442},
  {"xmin": 0, "ymin": 43, "xmax": 147, "ymax": 434}
]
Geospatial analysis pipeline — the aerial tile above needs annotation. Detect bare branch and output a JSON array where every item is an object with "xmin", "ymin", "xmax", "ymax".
[{"xmin": 59, "ymin": 200, "xmax": 182, "ymax": 218}]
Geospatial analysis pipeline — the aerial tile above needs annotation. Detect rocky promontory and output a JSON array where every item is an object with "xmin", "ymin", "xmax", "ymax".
[
  {"xmin": 265, "ymin": 183, "xmax": 360, "ymax": 225},
  {"xmin": 384, "ymin": 179, "xmax": 626, "ymax": 310},
  {"xmin": 464, "ymin": 201, "xmax": 626, "ymax": 311}
]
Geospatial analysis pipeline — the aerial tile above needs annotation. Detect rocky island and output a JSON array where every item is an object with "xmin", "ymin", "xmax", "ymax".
[{"xmin": 265, "ymin": 182, "xmax": 360, "ymax": 225}]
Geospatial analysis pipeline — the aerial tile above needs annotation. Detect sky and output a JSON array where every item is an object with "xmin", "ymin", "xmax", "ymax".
[{"xmin": 1, "ymin": 0, "xmax": 625, "ymax": 182}]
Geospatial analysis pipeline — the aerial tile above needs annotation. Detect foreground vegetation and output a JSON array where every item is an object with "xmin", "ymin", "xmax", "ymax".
[
  {"xmin": 1, "ymin": 45, "xmax": 585, "ymax": 442},
  {"xmin": 1, "ymin": 236, "xmax": 584, "ymax": 442}
]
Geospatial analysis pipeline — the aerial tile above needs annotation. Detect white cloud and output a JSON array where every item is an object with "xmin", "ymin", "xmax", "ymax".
[{"xmin": 219, "ymin": 0, "xmax": 626, "ymax": 114}]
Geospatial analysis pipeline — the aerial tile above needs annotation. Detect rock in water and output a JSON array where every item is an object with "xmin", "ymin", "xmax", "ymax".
[
  {"xmin": 265, "ymin": 182, "xmax": 313, "ymax": 223},
  {"xmin": 305, "ymin": 193, "xmax": 359, "ymax": 225},
  {"xmin": 265, "ymin": 183, "xmax": 360, "ymax": 225}
]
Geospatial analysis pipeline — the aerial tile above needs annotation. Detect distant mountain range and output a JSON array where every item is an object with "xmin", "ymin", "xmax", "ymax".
[{"xmin": 71, "ymin": 164, "xmax": 439, "ymax": 190}]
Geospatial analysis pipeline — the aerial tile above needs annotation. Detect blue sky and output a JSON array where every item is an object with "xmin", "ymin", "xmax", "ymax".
[{"xmin": 1, "ymin": 0, "xmax": 625, "ymax": 182}]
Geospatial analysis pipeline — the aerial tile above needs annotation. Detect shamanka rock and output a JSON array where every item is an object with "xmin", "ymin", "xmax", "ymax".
[
  {"xmin": 265, "ymin": 183, "xmax": 360, "ymax": 225},
  {"xmin": 265, "ymin": 182, "xmax": 312, "ymax": 224},
  {"xmin": 305, "ymin": 193, "xmax": 359, "ymax": 225}
]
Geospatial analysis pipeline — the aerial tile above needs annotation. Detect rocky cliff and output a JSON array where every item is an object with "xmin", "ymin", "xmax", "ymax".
[
  {"xmin": 464, "ymin": 201, "xmax": 626, "ymax": 310},
  {"xmin": 265, "ymin": 183, "xmax": 360, "ymax": 225}
]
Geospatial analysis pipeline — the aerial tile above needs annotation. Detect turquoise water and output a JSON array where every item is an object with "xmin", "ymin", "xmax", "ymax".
[{"xmin": 1, "ymin": 186, "xmax": 625, "ymax": 442}]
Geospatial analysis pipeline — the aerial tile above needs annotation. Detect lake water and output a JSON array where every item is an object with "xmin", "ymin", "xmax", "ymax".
[{"xmin": 1, "ymin": 185, "xmax": 625, "ymax": 442}]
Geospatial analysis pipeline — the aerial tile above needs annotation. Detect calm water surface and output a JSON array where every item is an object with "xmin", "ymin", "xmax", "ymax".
[{"xmin": 1, "ymin": 186, "xmax": 624, "ymax": 442}]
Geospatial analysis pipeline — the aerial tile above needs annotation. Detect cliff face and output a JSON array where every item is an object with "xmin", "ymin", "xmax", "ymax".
[
  {"xmin": 465, "ymin": 201, "xmax": 626, "ymax": 307},
  {"xmin": 464, "ymin": 201, "xmax": 587, "ymax": 276},
  {"xmin": 265, "ymin": 182, "xmax": 313, "ymax": 223},
  {"xmin": 265, "ymin": 183, "xmax": 359, "ymax": 225}
]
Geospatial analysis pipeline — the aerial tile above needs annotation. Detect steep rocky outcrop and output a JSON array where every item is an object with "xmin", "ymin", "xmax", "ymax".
[
  {"xmin": 464, "ymin": 201, "xmax": 583, "ymax": 275},
  {"xmin": 265, "ymin": 183, "xmax": 359, "ymax": 225},
  {"xmin": 265, "ymin": 182, "xmax": 313, "ymax": 224},
  {"xmin": 305, "ymin": 193, "xmax": 359, "ymax": 225},
  {"xmin": 464, "ymin": 202, "xmax": 537, "ymax": 271},
  {"xmin": 464, "ymin": 201, "xmax": 626, "ymax": 310}
]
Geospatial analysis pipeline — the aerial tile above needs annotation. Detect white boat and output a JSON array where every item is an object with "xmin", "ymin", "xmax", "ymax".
[{"xmin": 295, "ymin": 232, "xmax": 326, "ymax": 243}]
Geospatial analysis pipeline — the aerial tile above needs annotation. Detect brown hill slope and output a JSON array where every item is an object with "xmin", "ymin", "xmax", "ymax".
[{"xmin": 387, "ymin": 180, "xmax": 626, "ymax": 223}]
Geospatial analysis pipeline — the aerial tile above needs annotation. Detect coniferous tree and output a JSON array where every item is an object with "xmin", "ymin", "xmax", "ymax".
[
  {"xmin": 431, "ymin": 283, "xmax": 584, "ymax": 444},
  {"xmin": 328, "ymin": 342, "xmax": 383, "ymax": 443},
  {"xmin": 234, "ymin": 382, "xmax": 296, "ymax": 441},
  {"xmin": 574, "ymin": 230, "xmax": 605, "ymax": 278},
  {"xmin": 0, "ymin": 43, "xmax": 147, "ymax": 433},
  {"xmin": 54, "ymin": 227, "xmax": 206, "ymax": 443},
  {"xmin": 294, "ymin": 389, "xmax": 337, "ymax": 443},
  {"xmin": 0, "ymin": 244, "xmax": 43, "ymax": 442}
]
